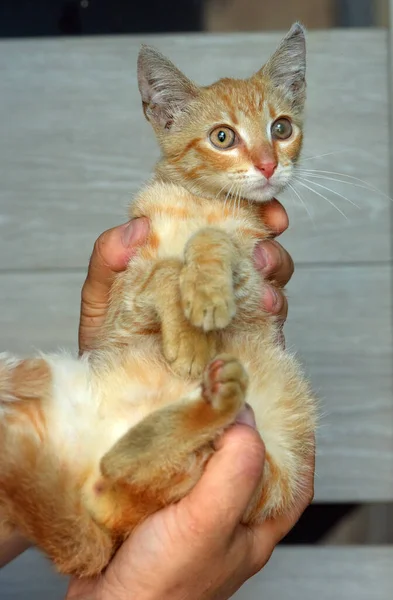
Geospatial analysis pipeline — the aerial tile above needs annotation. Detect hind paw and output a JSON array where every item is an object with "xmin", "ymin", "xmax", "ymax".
[{"xmin": 202, "ymin": 354, "xmax": 248, "ymax": 413}]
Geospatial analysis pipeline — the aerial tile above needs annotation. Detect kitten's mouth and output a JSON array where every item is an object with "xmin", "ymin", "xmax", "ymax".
[
  {"xmin": 253, "ymin": 180, "xmax": 277, "ymax": 195},
  {"xmin": 250, "ymin": 177, "xmax": 274, "ymax": 190},
  {"xmin": 244, "ymin": 178, "xmax": 286, "ymax": 203}
]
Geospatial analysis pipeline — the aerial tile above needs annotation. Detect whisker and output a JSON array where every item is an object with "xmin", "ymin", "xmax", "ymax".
[
  {"xmin": 224, "ymin": 182, "xmax": 235, "ymax": 213},
  {"xmin": 296, "ymin": 179, "xmax": 349, "ymax": 221},
  {"xmin": 299, "ymin": 169, "xmax": 393, "ymax": 200},
  {"xmin": 299, "ymin": 170, "xmax": 393, "ymax": 202},
  {"xmin": 238, "ymin": 184, "xmax": 244, "ymax": 213},
  {"xmin": 224, "ymin": 188, "xmax": 230, "ymax": 212},
  {"xmin": 234, "ymin": 183, "xmax": 241, "ymax": 216},
  {"xmin": 298, "ymin": 176, "xmax": 361, "ymax": 210},
  {"xmin": 285, "ymin": 185, "xmax": 297, "ymax": 210},
  {"xmin": 215, "ymin": 182, "xmax": 230, "ymax": 200},
  {"xmin": 301, "ymin": 149, "xmax": 351, "ymax": 162},
  {"xmin": 230, "ymin": 185, "xmax": 237, "ymax": 218},
  {"xmin": 288, "ymin": 182, "xmax": 315, "ymax": 224},
  {"xmin": 233, "ymin": 185, "xmax": 238, "ymax": 215}
]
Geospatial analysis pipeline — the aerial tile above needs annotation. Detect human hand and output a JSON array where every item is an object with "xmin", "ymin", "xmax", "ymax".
[
  {"xmin": 78, "ymin": 199, "xmax": 293, "ymax": 352},
  {"xmin": 78, "ymin": 218, "xmax": 150, "ymax": 352},
  {"xmin": 255, "ymin": 198, "xmax": 294, "ymax": 322},
  {"xmin": 66, "ymin": 418, "xmax": 314, "ymax": 600}
]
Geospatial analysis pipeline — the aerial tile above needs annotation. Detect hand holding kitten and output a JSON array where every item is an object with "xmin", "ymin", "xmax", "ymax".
[
  {"xmin": 66, "ymin": 420, "xmax": 314, "ymax": 600},
  {"xmin": 78, "ymin": 199, "xmax": 292, "ymax": 353}
]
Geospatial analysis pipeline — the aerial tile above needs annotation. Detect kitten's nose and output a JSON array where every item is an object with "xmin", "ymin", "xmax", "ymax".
[{"xmin": 255, "ymin": 161, "xmax": 277, "ymax": 180}]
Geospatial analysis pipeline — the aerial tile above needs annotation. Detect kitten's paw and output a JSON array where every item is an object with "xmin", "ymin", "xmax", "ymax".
[
  {"xmin": 202, "ymin": 354, "xmax": 248, "ymax": 414},
  {"xmin": 164, "ymin": 329, "xmax": 217, "ymax": 379},
  {"xmin": 180, "ymin": 270, "xmax": 236, "ymax": 332}
]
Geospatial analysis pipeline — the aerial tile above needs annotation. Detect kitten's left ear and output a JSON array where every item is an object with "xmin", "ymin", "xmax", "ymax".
[
  {"xmin": 260, "ymin": 22, "xmax": 306, "ymax": 110},
  {"xmin": 137, "ymin": 45, "xmax": 199, "ymax": 130}
]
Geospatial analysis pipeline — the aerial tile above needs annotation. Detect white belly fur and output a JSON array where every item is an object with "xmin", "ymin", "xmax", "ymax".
[{"xmin": 43, "ymin": 352, "xmax": 197, "ymax": 476}]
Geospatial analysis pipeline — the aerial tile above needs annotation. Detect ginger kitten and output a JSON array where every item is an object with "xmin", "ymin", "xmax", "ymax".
[{"xmin": 0, "ymin": 23, "xmax": 316, "ymax": 576}]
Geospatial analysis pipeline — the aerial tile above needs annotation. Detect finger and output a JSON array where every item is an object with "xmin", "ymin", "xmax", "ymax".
[
  {"xmin": 254, "ymin": 239, "xmax": 294, "ymax": 287},
  {"xmin": 262, "ymin": 285, "xmax": 288, "ymax": 321},
  {"xmin": 79, "ymin": 218, "xmax": 149, "ymax": 352},
  {"xmin": 259, "ymin": 199, "xmax": 289, "ymax": 237},
  {"xmin": 83, "ymin": 218, "xmax": 149, "ymax": 302},
  {"xmin": 182, "ymin": 423, "xmax": 265, "ymax": 538}
]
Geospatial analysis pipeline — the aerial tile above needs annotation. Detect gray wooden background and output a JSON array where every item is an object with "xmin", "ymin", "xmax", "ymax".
[{"xmin": 0, "ymin": 28, "xmax": 392, "ymax": 598}]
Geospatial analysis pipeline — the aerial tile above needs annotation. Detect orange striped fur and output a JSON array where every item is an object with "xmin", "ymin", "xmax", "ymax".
[{"xmin": 0, "ymin": 24, "xmax": 316, "ymax": 577}]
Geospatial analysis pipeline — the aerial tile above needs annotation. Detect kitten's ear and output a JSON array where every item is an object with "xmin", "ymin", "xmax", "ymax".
[
  {"xmin": 260, "ymin": 22, "xmax": 306, "ymax": 110},
  {"xmin": 137, "ymin": 45, "xmax": 199, "ymax": 130}
]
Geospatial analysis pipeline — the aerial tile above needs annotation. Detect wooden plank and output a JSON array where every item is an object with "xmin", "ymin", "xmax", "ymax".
[
  {"xmin": 285, "ymin": 265, "xmax": 393, "ymax": 501},
  {"xmin": 235, "ymin": 547, "xmax": 393, "ymax": 600},
  {"xmin": 0, "ymin": 270, "xmax": 85, "ymax": 356},
  {"xmin": 0, "ymin": 546, "xmax": 392, "ymax": 600},
  {"xmin": 1, "ymin": 264, "xmax": 392, "ymax": 502},
  {"xmin": 0, "ymin": 30, "xmax": 390, "ymax": 270}
]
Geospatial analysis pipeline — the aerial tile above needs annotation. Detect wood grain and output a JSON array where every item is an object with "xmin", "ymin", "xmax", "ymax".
[
  {"xmin": 286, "ymin": 265, "xmax": 393, "ymax": 501},
  {"xmin": 0, "ymin": 546, "xmax": 391, "ymax": 600},
  {"xmin": 0, "ymin": 30, "xmax": 390, "ymax": 270},
  {"xmin": 1, "ymin": 264, "xmax": 391, "ymax": 502}
]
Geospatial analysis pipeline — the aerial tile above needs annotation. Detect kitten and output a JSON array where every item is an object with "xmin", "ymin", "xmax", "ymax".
[{"xmin": 0, "ymin": 23, "xmax": 316, "ymax": 576}]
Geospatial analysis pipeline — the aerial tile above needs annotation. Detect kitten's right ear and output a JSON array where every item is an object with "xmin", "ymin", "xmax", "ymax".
[{"xmin": 137, "ymin": 46, "xmax": 199, "ymax": 130}]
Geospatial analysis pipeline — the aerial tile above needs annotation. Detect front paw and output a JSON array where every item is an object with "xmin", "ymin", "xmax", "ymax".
[{"xmin": 180, "ymin": 268, "xmax": 236, "ymax": 332}]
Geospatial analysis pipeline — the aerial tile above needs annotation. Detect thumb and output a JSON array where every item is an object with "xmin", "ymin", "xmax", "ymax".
[
  {"xmin": 181, "ymin": 417, "xmax": 265, "ymax": 539},
  {"xmin": 84, "ymin": 218, "xmax": 149, "ymax": 295},
  {"xmin": 79, "ymin": 217, "xmax": 149, "ymax": 352}
]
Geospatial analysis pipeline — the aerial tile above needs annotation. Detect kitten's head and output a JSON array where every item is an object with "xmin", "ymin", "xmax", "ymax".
[{"xmin": 137, "ymin": 23, "xmax": 306, "ymax": 203}]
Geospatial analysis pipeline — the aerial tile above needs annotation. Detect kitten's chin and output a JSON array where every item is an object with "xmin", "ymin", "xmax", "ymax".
[
  {"xmin": 243, "ymin": 183, "xmax": 285, "ymax": 203},
  {"xmin": 240, "ymin": 170, "xmax": 293, "ymax": 203}
]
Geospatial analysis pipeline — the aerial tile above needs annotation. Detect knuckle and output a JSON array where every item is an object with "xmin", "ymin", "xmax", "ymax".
[
  {"xmin": 80, "ymin": 279, "xmax": 99, "ymax": 308},
  {"xmin": 268, "ymin": 240, "xmax": 283, "ymax": 271}
]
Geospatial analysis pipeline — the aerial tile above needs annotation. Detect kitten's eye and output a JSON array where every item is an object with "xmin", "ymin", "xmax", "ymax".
[
  {"xmin": 209, "ymin": 126, "xmax": 236, "ymax": 149},
  {"xmin": 271, "ymin": 118, "xmax": 293, "ymax": 140}
]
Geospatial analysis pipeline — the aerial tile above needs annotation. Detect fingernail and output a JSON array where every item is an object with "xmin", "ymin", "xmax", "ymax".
[
  {"xmin": 122, "ymin": 219, "xmax": 149, "ymax": 247},
  {"xmin": 235, "ymin": 403, "xmax": 257, "ymax": 429},
  {"xmin": 254, "ymin": 243, "xmax": 269, "ymax": 271}
]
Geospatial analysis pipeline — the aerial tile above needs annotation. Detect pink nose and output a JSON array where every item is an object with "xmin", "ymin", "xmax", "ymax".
[{"xmin": 255, "ymin": 161, "xmax": 277, "ymax": 180}]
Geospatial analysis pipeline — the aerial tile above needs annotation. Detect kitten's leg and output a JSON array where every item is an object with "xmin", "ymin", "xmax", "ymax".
[
  {"xmin": 92, "ymin": 355, "xmax": 248, "ymax": 532},
  {"xmin": 138, "ymin": 259, "xmax": 218, "ymax": 377},
  {"xmin": 0, "ymin": 355, "xmax": 114, "ymax": 577},
  {"xmin": 180, "ymin": 228, "xmax": 239, "ymax": 331}
]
